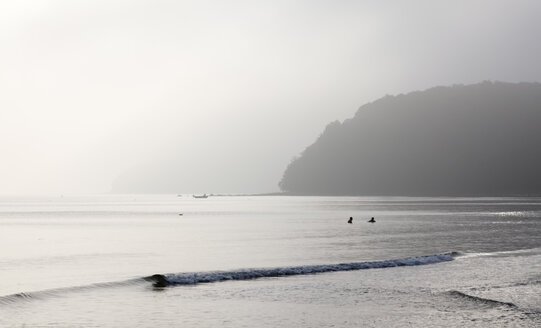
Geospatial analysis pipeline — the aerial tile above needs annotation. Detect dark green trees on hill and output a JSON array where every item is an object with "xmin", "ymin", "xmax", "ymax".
[{"xmin": 279, "ymin": 82, "xmax": 541, "ymax": 196}]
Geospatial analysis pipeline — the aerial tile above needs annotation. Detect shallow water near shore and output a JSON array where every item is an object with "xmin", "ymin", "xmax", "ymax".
[{"xmin": 1, "ymin": 195, "xmax": 540, "ymax": 327}]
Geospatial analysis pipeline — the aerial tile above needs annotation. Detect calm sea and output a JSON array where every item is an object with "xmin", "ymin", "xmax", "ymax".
[{"xmin": 1, "ymin": 195, "xmax": 540, "ymax": 327}]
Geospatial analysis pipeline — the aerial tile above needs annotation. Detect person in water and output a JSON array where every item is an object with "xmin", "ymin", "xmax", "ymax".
[
  {"xmin": 348, "ymin": 217, "xmax": 353, "ymax": 224},
  {"xmin": 368, "ymin": 217, "xmax": 376, "ymax": 223}
]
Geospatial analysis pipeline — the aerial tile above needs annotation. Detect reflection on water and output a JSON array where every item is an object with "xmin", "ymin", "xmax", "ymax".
[{"xmin": 0, "ymin": 195, "xmax": 540, "ymax": 327}]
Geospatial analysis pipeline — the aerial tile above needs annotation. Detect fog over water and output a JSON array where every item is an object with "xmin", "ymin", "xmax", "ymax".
[{"xmin": 1, "ymin": 1, "xmax": 541, "ymax": 195}]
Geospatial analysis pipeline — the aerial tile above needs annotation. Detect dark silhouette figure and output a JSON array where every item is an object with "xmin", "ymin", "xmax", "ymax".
[
  {"xmin": 145, "ymin": 274, "xmax": 169, "ymax": 288},
  {"xmin": 347, "ymin": 217, "xmax": 353, "ymax": 224},
  {"xmin": 368, "ymin": 217, "xmax": 376, "ymax": 223}
]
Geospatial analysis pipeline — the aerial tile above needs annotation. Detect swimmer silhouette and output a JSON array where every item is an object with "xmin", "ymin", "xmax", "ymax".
[
  {"xmin": 348, "ymin": 217, "xmax": 353, "ymax": 224},
  {"xmin": 368, "ymin": 217, "xmax": 376, "ymax": 223}
]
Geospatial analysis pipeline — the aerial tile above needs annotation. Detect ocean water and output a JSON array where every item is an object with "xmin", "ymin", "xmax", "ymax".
[{"xmin": 0, "ymin": 195, "xmax": 540, "ymax": 327}]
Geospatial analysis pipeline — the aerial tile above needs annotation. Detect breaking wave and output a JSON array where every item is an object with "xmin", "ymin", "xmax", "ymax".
[
  {"xmin": 0, "ymin": 252, "xmax": 456, "ymax": 304},
  {"xmin": 146, "ymin": 252, "xmax": 457, "ymax": 287}
]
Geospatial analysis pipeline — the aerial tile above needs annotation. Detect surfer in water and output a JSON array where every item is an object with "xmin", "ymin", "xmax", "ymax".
[
  {"xmin": 348, "ymin": 217, "xmax": 353, "ymax": 224},
  {"xmin": 368, "ymin": 217, "xmax": 376, "ymax": 223}
]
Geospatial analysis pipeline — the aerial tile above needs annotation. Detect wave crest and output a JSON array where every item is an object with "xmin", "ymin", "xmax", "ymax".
[
  {"xmin": 0, "ymin": 253, "xmax": 457, "ymax": 304},
  {"xmin": 447, "ymin": 290, "xmax": 517, "ymax": 308},
  {"xmin": 147, "ymin": 253, "xmax": 456, "ymax": 287}
]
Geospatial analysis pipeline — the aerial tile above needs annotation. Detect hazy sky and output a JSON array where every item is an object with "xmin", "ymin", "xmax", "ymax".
[{"xmin": 1, "ymin": 0, "xmax": 540, "ymax": 195}]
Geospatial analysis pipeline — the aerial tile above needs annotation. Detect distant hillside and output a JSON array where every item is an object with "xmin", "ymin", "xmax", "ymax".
[{"xmin": 279, "ymin": 82, "xmax": 541, "ymax": 196}]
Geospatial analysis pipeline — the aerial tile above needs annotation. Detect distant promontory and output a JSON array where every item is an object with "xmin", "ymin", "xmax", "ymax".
[{"xmin": 279, "ymin": 82, "xmax": 541, "ymax": 196}]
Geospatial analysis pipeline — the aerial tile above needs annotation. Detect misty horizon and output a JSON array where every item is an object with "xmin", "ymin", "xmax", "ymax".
[{"xmin": 2, "ymin": 1, "xmax": 541, "ymax": 195}]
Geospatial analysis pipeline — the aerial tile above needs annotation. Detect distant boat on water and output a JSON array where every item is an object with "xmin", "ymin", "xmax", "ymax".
[{"xmin": 193, "ymin": 194, "xmax": 209, "ymax": 199}]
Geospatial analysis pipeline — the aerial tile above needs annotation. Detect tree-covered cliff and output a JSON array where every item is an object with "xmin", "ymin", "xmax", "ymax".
[{"xmin": 279, "ymin": 82, "xmax": 541, "ymax": 196}]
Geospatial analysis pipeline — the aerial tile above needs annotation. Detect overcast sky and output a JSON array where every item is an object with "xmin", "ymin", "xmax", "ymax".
[{"xmin": 1, "ymin": 0, "xmax": 540, "ymax": 195}]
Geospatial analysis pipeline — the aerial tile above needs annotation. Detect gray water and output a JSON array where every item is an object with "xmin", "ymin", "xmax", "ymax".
[{"xmin": 1, "ymin": 195, "xmax": 540, "ymax": 327}]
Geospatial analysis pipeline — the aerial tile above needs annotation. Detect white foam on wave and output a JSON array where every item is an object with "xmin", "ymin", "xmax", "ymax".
[
  {"xmin": 164, "ymin": 253, "xmax": 456, "ymax": 286},
  {"xmin": 456, "ymin": 247, "xmax": 541, "ymax": 260}
]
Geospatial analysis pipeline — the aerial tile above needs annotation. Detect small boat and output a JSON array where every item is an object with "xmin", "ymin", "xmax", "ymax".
[{"xmin": 193, "ymin": 194, "xmax": 209, "ymax": 199}]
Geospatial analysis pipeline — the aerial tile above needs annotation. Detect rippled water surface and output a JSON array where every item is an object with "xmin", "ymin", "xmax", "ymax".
[{"xmin": 1, "ymin": 195, "xmax": 540, "ymax": 327}]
